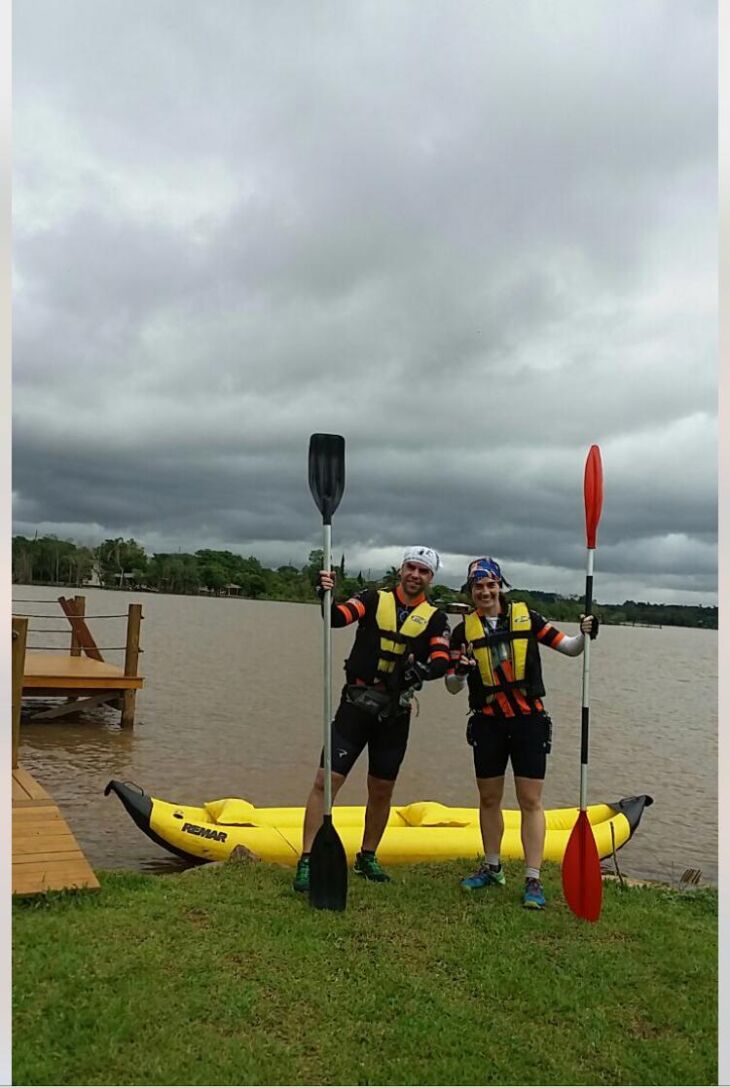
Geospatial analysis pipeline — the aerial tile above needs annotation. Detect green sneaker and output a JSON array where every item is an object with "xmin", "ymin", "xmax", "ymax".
[
  {"xmin": 353, "ymin": 851, "xmax": 391, "ymax": 883},
  {"xmin": 292, "ymin": 856, "xmax": 310, "ymax": 893},
  {"xmin": 460, "ymin": 862, "xmax": 506, "ymax": 890}
]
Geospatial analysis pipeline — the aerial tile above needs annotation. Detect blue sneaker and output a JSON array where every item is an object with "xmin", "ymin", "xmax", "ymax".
[
  {"xmin": 460, "ymin": 862, "xmax": 506, "ymax": 891},
  {"xmin": 523, "ymin": 877, "xmax": 546, "ymax": 910}
]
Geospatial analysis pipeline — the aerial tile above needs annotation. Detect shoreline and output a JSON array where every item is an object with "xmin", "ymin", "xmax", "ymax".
[{"xmin": 12, "ymin": 580, "xmax": 719, "ymax": 628}]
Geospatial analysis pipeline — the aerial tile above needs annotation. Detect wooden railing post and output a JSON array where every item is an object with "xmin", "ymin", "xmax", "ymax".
[
  {"xmin": 121, "ymin": 604, "xmax": 142, "ymax": 728},
  {"xmin": 12, "ymin": 616, "xmax": 28, "ymax": 769},
  {"xmin": 65, "ymin": 595, "xmax": 86, "ymax": 705},
  {"xmin": 70, "ymin": 595, "xmax": 86, "ymax": 656},
  {"xmin": 58, "ymin": 596, "xmax": 103, "ymax": 661}
]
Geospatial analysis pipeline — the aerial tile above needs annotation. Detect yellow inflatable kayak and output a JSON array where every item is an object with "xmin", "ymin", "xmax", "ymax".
[{"xmin": 105, "ymin": 780, "xmax": 652, "ymax": 867}]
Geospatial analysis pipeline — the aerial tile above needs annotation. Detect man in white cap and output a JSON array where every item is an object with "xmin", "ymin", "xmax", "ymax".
[{"xmin": 293, "ymin": 546, "xmax": 450, "ymax": 892}]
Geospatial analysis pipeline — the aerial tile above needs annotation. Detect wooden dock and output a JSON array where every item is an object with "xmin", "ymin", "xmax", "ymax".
[
  {"xmin": 12, "ymin": 766, "xmax": 99, "ymax": 896},
  {"xmin": 24, "ymin": 653, "xmax": 144, "ymax": 695},
  {"xmin": 16, "ymin": 594, "xmax": 144, "ymax": 727},
  {"xmin": 12, "ymin": 616, "xmax": 99, "ymax": 896}
]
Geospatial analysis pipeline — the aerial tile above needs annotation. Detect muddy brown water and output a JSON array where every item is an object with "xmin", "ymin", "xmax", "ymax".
[{"xmin": 14, "ymin": 585, "xmax": 717, "ymax": 883}]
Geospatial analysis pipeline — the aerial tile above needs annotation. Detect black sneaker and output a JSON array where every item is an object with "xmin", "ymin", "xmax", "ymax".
[{"xmin": 353, "ymin": 852, "xmax": 391, "ymax": 883}]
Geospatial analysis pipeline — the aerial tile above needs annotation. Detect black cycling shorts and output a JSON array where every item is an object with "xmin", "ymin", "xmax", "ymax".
[
  {"xmin": 319, "ymin": 697, "xmax": 411, "ymax": 782},
  {"xmin": 467, "ymin": 712, "xmax": 552, "ymax": 780}
]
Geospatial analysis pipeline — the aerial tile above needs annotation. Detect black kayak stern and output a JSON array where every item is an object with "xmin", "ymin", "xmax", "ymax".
[
  {"xmin": 608, "ymin": 794, "xmax": 654, "ymax": 837},
  {"xmin": 104, "ymin": 780, "xmax": 153, "ymax": 834},
  {"xmin": 104, "ymin": 779, "xmax": 204, "ymax": 864}
]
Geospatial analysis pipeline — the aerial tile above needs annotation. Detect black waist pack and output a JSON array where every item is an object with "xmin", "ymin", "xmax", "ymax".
[{"xmin": 345, "ymin": 685, "xmax": 394, "ymax": 718}]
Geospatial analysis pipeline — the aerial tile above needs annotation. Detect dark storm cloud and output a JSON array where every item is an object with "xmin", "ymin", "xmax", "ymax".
[{"xmin": 12, "ymin": 0, "xmax": 717, "ymax": 604}]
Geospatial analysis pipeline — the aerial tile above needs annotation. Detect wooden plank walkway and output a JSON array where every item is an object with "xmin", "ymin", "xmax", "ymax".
[{"xmin": 12, "ymin": 766, "xmax": 99, "ymax": 896}]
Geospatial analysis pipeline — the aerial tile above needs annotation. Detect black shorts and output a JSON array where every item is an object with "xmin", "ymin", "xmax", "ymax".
[
  {"xmin": 467, "ymin": 712, "xmax": 552, "ymax": 780},
  {"xmin": 319, "ymin": 697, "xmax": 411, "ymax": 782}
]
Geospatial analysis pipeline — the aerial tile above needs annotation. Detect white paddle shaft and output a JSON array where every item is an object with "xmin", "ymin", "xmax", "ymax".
[
  {"xmin": 322, "ymin": 522, "xmax": 333, "ymax": 815},
  {"xmin": 579, "ymin": 546, "xmax": 594, "ymax": 811}
]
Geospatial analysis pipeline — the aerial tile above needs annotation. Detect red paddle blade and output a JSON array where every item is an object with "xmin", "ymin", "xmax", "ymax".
[
  {"xmin": 561, "ymin": 811, "xmax": 603, "ymax": 922},
  {"xmin": 584, "ymin": 445, "xmax": 604, "ymax": 549}
]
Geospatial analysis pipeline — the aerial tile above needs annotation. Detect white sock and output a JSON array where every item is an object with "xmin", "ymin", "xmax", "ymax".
[
  {"xmin": 525, "ymin": 866, "xmax": 541, "ymax": 881},
  {"xmin": 485, "ymin": 854, "xmax": 501, "ymax": 869}
]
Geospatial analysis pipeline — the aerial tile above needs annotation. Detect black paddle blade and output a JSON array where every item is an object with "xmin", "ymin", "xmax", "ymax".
[
  {"xmin": 308, "ymin": 434, "xmax": 345, "ymax": 525},
  {"xmin": 309, "ymin": 815, "xmax": 348, "ymax": 911}
]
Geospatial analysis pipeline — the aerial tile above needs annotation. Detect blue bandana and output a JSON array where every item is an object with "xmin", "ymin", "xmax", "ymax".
[{"xmin": 463, "ymin": 557, "xmax": 512, "ymax": 590}]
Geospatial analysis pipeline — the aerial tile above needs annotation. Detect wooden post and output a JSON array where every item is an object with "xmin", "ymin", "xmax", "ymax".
[
  {"xmin": 66, "ymin": 595, "xmax": 86, "ymax": 705},
  {"xmin": 12, "ymin": 616, "xmax": 28, "ymax": 769},
  {"xmin": 70, "ymin": 595, "xmax": 85, "ymax": 656},
  {"xmin": 121, "ymin": 603, "xmax": 142, "ymax": 729},
  {"xmin": 58, "ymin": 596, "xmax": 104, "ymax": 661}
]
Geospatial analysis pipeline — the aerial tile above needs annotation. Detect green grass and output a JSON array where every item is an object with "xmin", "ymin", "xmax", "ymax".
[{"xmin": 13, "ymin": 860, "xmax": 717, "ymax": 1086}]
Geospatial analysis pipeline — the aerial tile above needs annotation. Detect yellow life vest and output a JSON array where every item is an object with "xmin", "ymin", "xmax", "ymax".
[
  {"xmin": 375, "ymin": 591, "xmax": 437, "ymax": 676},
  {"xmin": 464, "ymin": 602, "xmax": 532, "ymax": 698}
]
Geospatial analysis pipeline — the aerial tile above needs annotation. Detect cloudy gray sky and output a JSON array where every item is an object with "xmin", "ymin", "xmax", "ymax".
[{"xmin": 12, "ymin": 0, "xmax": 717, "ymax": 605}]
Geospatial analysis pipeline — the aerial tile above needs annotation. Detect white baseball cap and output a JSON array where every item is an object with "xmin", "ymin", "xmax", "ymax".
[{"xmin": 401, "ymin": 546, "xmax": 440, "ymax": 575}]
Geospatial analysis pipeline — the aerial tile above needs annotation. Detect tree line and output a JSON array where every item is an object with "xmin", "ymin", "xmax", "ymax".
[{"xmin": 11, "ymin": 534, "xmax": 717, "ymax": 629}]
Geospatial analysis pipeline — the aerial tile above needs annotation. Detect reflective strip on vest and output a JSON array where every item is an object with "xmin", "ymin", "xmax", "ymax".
[
  {"xmin": 375, "ymin": 591, "xmax": 437, "ymax": 675},
  {"xmin": 465, "ymin": 602, "xmax": 531, "ymax": 698}
]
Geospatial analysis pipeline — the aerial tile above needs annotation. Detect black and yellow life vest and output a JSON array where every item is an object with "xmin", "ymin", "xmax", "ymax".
[
  {"xmin": 375, "ymin": 590, "xmax": 437, "ymax": 677},
  {"xmin": 464, "ymin": 602, "xmax": 544, "ymax": 704}
]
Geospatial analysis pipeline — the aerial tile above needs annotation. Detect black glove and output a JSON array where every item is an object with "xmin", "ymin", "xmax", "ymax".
[
  {"xmin": 587, "ymin": 615, "xmax": 599, "ymax": 640},
  {"xmin": 401, "ymin": 660, "xmax": 431, "ymax": 691}
]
